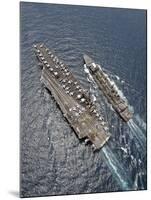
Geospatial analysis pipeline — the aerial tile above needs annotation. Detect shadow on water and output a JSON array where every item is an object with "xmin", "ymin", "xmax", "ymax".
[{"xmin": 8, "ymin": 190, "xmax": 19, "ymax": 197}]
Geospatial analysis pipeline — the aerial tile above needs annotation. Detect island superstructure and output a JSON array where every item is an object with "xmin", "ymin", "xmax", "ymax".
[
  {"xmin": 33, "ymin": 44, "xmax": 110, "ymax": 151},
  {"xmin": 83, "ymin": 54, "xmax": 133, "ymax": 122}
]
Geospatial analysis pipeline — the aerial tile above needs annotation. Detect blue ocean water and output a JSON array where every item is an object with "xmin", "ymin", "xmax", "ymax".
[{"xmin": 20, "ymin": 2, "xmax": 147, "ymax": 198}]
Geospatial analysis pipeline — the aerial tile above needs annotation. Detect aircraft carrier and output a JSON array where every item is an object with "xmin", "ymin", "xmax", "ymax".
[
  {"xmin": 83, "ymin": 54, "xmax": 133, "ymax": 122},
  {"xmin": 33, "ymin": 44, "xmax": 110, "ymax": 151}
]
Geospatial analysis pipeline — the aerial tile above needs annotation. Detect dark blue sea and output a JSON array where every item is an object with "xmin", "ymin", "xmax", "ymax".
[{"xmin": 20, "ymin": 2, "xmax": 147, "ymax": 198}]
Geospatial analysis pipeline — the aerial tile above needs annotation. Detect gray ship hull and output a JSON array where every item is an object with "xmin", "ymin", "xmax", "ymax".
[{"xmin": 83, "ymin": 54, "xmax": 133, "ymax": 122}]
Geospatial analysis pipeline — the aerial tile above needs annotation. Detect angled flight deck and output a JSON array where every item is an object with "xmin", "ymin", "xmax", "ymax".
[
  {"xmin": 83, "ymin": 54, "xmax": 133, "ymax": 122},
  {"xmin": 33, "ymin": 44, "xmax": 110, "ymax": 151}
]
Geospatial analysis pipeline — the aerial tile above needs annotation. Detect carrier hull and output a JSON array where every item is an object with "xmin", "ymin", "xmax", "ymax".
[{"xmin": 33, "ymin": 44, "xmax": 110, "ymax": 150}]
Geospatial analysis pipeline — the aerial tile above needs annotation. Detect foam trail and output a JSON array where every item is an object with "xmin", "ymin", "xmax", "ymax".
[
  {"xmin": 133, "ymin": 174, "xmax": 138, "ymax": 190},
  {"xmin": 139, "ymin": 173, "xmax": 145, "ymax": 189},
  {"xmin": 134, "ymin": 114, "xmax": 146, "ymax": 131},
  {"xmin": 84, "ymin": 64, "xmax": 140, "ymax": 190},
  {"xmin": 128, "ymin": 119, "xmax": 146, "ymax": 152},
  {"xmin": 102, "ymin": 145, "xmax": 133, "ymax": 190}
]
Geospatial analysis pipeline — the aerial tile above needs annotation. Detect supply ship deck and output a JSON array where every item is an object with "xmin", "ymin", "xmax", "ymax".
[{"xmin": 83, "ymin": 54, "xmax": 133, "ymax": 122}]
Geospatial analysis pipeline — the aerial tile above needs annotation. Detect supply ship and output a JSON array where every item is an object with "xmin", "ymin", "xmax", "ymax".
[
  {"xmin": 33, "ymin": 44, "xmax": 110, "ymax": 151},
  {"xmin": 83, "ymin": 54, "xmax": 133, "ymax": 122}
]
